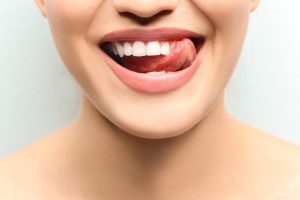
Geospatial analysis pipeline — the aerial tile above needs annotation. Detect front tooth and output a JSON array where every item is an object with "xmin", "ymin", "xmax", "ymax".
[
  {"xmin": 132, "ymin": 41, "xmax": 147, "ymax": 57},
  {"xmin": 116, "ymin": 42, "xmax": 124, "ymax": 57},
  {"xmin": 124, "ymin": 42, "xmax": 133, "ymax": 56},
  {"xmin": 161, "ymin": 42, "xmax": 170, "ymax": 55},
  {"xmin": 146, "ymin": 41, "xmax": 160, "ymax": 56}
]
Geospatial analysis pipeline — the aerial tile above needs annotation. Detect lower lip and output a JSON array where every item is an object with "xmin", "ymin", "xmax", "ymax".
[{"xmin": 100, "ymin": 42, "xmax": 206, "ymax": 94}]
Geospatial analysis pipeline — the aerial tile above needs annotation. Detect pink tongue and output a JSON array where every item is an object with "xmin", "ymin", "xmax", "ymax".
[{"xmin": 122, "ymin": 38, "xmax": 196, "ymax": 73}]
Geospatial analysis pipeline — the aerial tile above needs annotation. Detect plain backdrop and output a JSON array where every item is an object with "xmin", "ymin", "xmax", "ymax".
[{"xmin": 1, "ymin": 0, "xmax": 300, "ymax": 156}]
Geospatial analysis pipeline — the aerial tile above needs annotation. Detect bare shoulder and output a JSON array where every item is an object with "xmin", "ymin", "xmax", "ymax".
[
  {"xmin": 0, "ymin": 129, "xmax": 69, "ymax": 199},
  {"xmin": 0, "ymin": 152, "xmax": 29, "ymax": 199},
  {"xmin": 258, "ymin": 129, "xmax": 300, "ymax": 198},
  {"xmin": 0, "ymin": 148, "xmax": 49, "ymax": 199},
  {"xmin": 240, "ymin": 119, "xmax": 300, "ymax": 162},
  {"xmin": 275, "ymin": 152, "xmax": 300, "ymax": 199},
  {"xmin": 277, "ymin": 184, "xmax": 300, "ymax": 200},
  {"xmin": 235, "ymin": 119, "xmax": 300, "ymax": 199}
]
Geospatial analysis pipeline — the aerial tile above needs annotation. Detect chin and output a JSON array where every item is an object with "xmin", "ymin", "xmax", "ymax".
[
  {"xmin": 105, "ymin": 108, "xmax": 201, "ymax": 139},
  {"xmin": 119, "ymin": 120, "xmax": 194, "ymax": 139}
]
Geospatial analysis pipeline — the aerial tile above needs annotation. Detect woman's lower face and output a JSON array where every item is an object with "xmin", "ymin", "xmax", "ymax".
[{"xmin": 38, "ymin": 0, "xmax": 257, "ymax": 139}]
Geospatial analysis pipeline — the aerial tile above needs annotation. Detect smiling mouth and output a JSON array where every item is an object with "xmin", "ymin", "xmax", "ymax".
[{"xmin": 99, "ymin": 29, "xmax": 205, "ymax": 74}]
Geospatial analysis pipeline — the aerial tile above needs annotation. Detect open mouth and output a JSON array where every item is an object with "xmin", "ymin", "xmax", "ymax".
[
  {"xmin": 100, "ymin": 37, "xmax": 205, "ymax": 74},
  {"xmin": 98, "ymin": 28, "xmax": 207, "ymax": 93}
]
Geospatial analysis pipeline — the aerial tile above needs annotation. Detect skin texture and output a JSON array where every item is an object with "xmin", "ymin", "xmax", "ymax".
[{"xmin": 0, "ymin": 0, "xmax": 300, "ymax": 199}]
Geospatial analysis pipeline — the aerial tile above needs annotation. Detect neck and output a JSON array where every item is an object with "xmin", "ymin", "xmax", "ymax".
[{"xmin": 60, "ymin": 94, "xmax": 248, "ymax": 197}]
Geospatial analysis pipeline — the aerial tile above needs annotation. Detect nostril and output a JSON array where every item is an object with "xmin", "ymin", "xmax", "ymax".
[
  {"xmin": 119, "ymin": 10, "xmax": 173, "ymax": 24},
  {"xmin": 120, "ymin": 9, "xmax": 172, "ymax": 20},
  {"xmin": 112, "ymin": 0, "xmax": 180, "ymax": 20}
]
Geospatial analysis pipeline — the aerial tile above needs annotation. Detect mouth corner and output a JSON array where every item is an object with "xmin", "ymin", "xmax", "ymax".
[{"xmin": 190, "ymin": 37, "xmax": 206, "ymax": 53}]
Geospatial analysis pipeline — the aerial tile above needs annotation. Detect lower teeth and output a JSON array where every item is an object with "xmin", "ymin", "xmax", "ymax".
[{"xmin": 146, "ymin": 71, "xmax": 167, "ymax": 75}]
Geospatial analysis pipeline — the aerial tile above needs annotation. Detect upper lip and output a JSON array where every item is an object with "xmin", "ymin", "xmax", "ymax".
[{"xmin": 99, "ymin": 27, "xmax": 204, "ymax": 44}]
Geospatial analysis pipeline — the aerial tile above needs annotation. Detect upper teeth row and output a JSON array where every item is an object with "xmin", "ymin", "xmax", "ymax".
[{"xmin": 112, "ymin": 41, "xmax": 174, "ymax": 57}]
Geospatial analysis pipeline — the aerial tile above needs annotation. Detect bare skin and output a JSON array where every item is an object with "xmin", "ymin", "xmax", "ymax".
[
  {"xmin": 1, "ymin": 95, "xmax": 300, "ymax": 199},
  {"xmin": 1, "ymin": 0, "xmax": 300, "ymax": 199}
]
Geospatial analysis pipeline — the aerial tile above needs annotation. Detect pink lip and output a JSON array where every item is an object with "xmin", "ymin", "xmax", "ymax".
[
  {"xmin": 99, "ymin": 28, "xmax": 207, "ymax": 94},
  {"xmin": 99, "ymin": 28, "xmax": 203, "ymax": 43}
]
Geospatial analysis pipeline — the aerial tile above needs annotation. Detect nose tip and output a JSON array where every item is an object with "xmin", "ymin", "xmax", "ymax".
[{"xmin": 112, "ymin": 0, "xmax": 180, "ymax": 18}]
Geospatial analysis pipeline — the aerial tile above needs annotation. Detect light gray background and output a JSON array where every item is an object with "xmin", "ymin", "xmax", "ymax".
[{"xmin": 0, "ymin": 0, "xmax": 299, "ymax": 156}]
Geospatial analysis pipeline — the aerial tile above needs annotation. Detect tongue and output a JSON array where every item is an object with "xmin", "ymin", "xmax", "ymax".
[{"xmin": 122, "ymin": 38, "xmax": 196, "ymax": 73}]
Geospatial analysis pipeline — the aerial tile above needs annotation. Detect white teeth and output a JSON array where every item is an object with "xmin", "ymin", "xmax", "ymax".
[
  {"xmin": 146, "ymin": 71, "xmax": 167, "ymax": 75},
  {"xmin": 115, "ymin": 42, "xmax": 124, "ymax": 57},
  {"xmin": 113, "ymin": 41, "xmax": 172, "ymax": 57},
  {"xmin": 124, "ymin": 42, "xmax": 133, "ymax": 56},
  {"xmin": 132, "ymin": 41, "xmax": 147, "ymax": 57},
  {"xmin": 161, "ymin": 42, "xmax": 170, "ymax": 55},
  {"xmin": 112, "ymin": 45, "xmax": 118, "ymax": 55},
  {"xmin": 146, "ymin": 41, "xmax": 161, "ymax": 56}
]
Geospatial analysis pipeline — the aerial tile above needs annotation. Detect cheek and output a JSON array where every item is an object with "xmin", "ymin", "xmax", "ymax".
[
  {"xmin": 45, "ymin": 0, "xmax": 101, "ymax": 34},
  {"xmin": 192, "ymin": 0, "xmax": 251, "ymax": 95},
  {"xmin": 44, "ymin": 0, "xmax": 104, "ymax": 90},
  {"xmin": 193, "ymin": 0, "xmax": 251, "ymax": 60},
  {"xmin": 192, "ymin": 0, "xmax": 250, "ymax": 32},
  {"xmin": 192, "ymin": 0, "xmax": 251, "ymax": 66}
]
